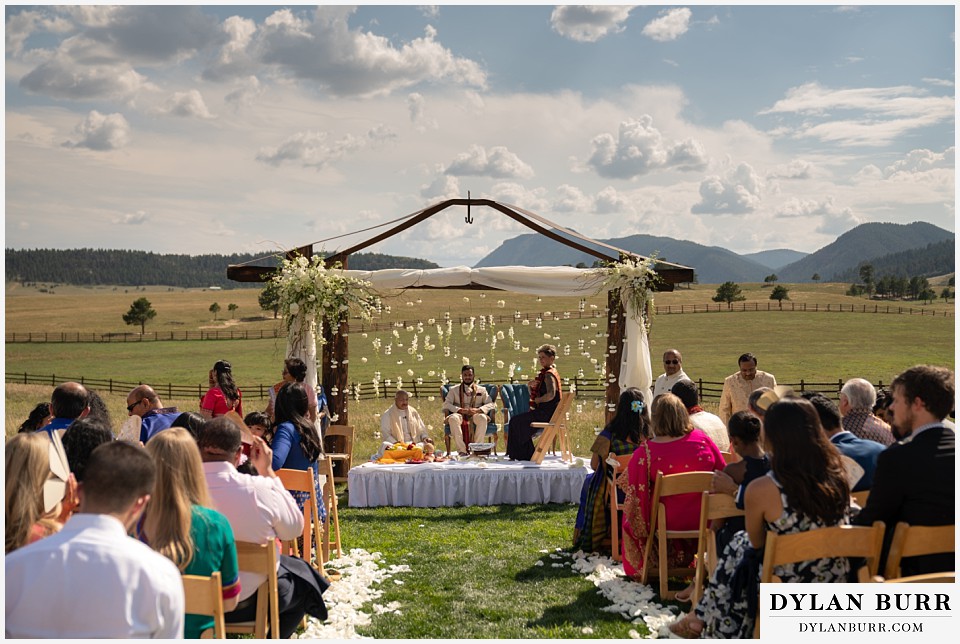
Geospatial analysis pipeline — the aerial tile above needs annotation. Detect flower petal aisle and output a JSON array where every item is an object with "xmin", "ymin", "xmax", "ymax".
[
  {"xmin": 297, "ymin": 549, "xmax": 411, "ymax": 639},
  {"xmin": 569, "ymin": 551, "xmax": 682, "ymax": 639}
]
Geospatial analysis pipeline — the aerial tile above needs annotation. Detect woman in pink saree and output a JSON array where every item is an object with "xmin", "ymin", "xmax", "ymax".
[{"xmin": 621, "ymin": 393, "xmax": 725, "ymax": 578}]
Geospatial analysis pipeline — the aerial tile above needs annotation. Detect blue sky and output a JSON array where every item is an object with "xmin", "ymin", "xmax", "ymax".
[{"xmin": 4, "ymin": 4, "xmax": 955, "ymax": 267}]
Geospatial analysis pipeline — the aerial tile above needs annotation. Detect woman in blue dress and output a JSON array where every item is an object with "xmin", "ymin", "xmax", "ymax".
[{"xmin": 271, "ymin": 382, "xmax": 325, "ymax": 518}]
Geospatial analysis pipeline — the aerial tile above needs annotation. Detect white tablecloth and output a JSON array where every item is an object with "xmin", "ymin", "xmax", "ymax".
[{"xmin": 347, "ymin": 454, "xmax": 592, "ymax": 508}]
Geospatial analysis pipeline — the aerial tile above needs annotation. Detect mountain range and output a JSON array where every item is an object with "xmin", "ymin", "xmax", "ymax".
[{"xmin": 474, "ymin": 221, "xmax": 954, "ymax": 284}]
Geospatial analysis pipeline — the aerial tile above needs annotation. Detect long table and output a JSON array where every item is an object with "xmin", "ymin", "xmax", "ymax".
[{"xmin": 347, "ymin": 454, "xmax": 592, "ymax": 508}]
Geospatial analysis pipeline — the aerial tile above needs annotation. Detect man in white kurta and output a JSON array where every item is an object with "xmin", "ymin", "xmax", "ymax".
[
  {"xmin": 5, "ymin": 441, "xmax": 184, "ymax": 639},
  {"xmin": 442, "ymin": 366, "xmax": 496, "ymax": 454},
  {"xmin": 378, "ymin": 390, "xmax": 432, "ymax": 457},
  {"xmin": 718, "ymin": 352, "xmax": 777, "ymax": 424},
  {"xmin": 652, "ymin": 349, "xmax": 693, "ymax": 399}
]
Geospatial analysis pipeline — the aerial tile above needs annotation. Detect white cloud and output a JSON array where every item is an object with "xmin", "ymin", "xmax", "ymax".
[
  {"xmin": 418, "ymin": 6, "xmax": 440, "ymax": 19},
  {"xmin": 484, "ymin": 182, "xmax": 550, "ymax": 212},
  {"xmin": 420, "ymin": 174, "xmax": 460, "ymax": 200},
  {"xmin": 593, "ymin": 186, "xmax": 630, "ymax": 214},
  {"xmin": 5, "ymin": 9, "xmax": 73, "ymax": 57},
  {"xmin": 553, "ymin": 184, "xmax": 592, "ymax": 212},
  {"xmin": 768, "ymin": 159, "xmax": 814, "ymax": 180},
  {"xmin": 586, "ymin": 115, "xmax": 707, "ymax": 179},
  {"xmin": 19, "ymin": 58, "xmax": 149, "ymax": 101},
  {"xmin": 691, "ymin": 163, "xmax": 762, "ymax": 214},
  {"xmin": 162, "ymin": 90, "xmax": 214, "ymax": 118},
  {"xmin": 641, "ymin": 8, "xmax": 692, "ymax": 42},
  {"xmin": 203, "ymin": 15, "xmax": 257, "ymax": 81},
  {"xmin": 232, "ymin": 7, "xmax": 486, "ymax": 98},
  {"xmin": 407, "ymin": 92, "xmax": 437, "ymax": 132},
  {"xmin": 550, "ymin": 5, "xmax": 634, "ymax": 43},
  {"xmin": 761, "ymin": 82, "xmax": 955, "ymax": 147},
  {"xmin": 883, "ymin": 147, "xmax": 954, "ymax": 177},
  {"xmin": 923, "ymin": 77, "xmax": 954, "ymax": 88},
  {"xmin": 224, "ymin": 76, "xmax": 263, "ymax": 110},
  {"xmin": 113, "ymin": 210, "xmax": 150, "ymax": 225},
  {"xmin": 63, "ymin": 110, "xmax": 131, "ymax": 150},
  {"xmin": 445, "ymin": 145, "xmax": 534, "ymax": 179},
  {"xmin": 256, "ymin": 125, "xmax": 397, "ymax": 168},
  {"xmin": 773, "ymin": 197, "xmax": 861, "ymax": 236}
]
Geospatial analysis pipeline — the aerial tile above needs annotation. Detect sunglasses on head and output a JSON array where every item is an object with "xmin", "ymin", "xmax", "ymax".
[{"xmin": 664, "ymin": 359, "xmax": 680, "ymax": 365}]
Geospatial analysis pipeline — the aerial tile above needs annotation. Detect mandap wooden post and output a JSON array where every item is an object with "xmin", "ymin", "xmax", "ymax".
[
  {"xmin": 321, "ymin": 255, "xmax": 350, "ymax": 427},
  {"xmin": 604, "ymin": 286, "xmax": 625, "ymax": 425}
]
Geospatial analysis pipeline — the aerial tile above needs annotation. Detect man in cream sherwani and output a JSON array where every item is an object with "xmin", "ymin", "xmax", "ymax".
[{"xmin": 377, "ymin": 390, "xmax": 432, "ymax": 457}]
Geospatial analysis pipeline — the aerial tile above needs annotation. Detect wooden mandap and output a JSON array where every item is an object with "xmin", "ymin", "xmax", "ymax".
[{"xmin": 228, "ymin": 198, "xmax": 694, "ymax": 426}]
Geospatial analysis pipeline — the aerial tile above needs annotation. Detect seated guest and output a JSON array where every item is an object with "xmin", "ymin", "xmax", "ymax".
[
  {"xmin": 5, "ymin": 441, "xmax": 184, "ymax": 638},
  {"xmin": 139, "ymin": 428, "xmax": 241, "ymax": 639},
  {"xmin": 506, "ymin": 344, "xmax": 561, "ymax": 461},
  {"xmin": 378, "ymin": 390, "xmax": 432, "ymax": 458},
  {"xmin": 802, "ymin": 391, "xmax": 884, "ymax": 492},
  {"xmin": 200, "ymin": 359, "xmax": 244, "ymax": 419},
  {"xmin": 18, "ymin": 402, "xmax": 52, "ymax": 433},
  {"xmin": 5, "ymin": 432, "xmax": 76, "ymax": 552},
  {"xmin": 62, "ymin": 418, "xmax": 114, "ymax": 482},
  {"xmin": 840, "ymin": 378, "xmax": 895, "ymax": 446},
  {"xmin": 126, "ymin": 384, "xmax": 180, "ymax": 443},
  {"xmin": 574, "ymin": 387, "xmax": 649, "ymax": 553},
  {"xmin": 853, "ymin": 365, "xmax": 954, "ymax": 577},
  {"xmin": 671, "ymin": 379, "xmax": 729, "ymax": 451},
  {"xmin": 199, "ymin": 418, "xmax": 328, "ymax": 639},
  {"xmin": 85, "ymin": 389, "xmax": 114, "ymax": 430},
  {"xmin": 244, "ymin": 411, "xmax": 273, "ymax": 443},
  {"xmin": 266, "ymin": 357, "xmax": 319, "ymax": 425},
  {"xmin": 171, "ymin": 411, "xmax": 207, "ymax": 443},
  {"xmin": 621, "ymin": 393, "xmax": 725, "ymax": 577},
  {"xmin": 671, "ymin": 397, "xmax": 852, "ymax": 638},
  {"xmin": 442, "ymin": 365, "xmax": 496, "ymax": 455},
  {"xmin": 272, "ymin": 382, "xmax": 324, "ymax": 516},
  {"xmin": 42, "ymin": 381, "xmax": 90, "ymax": 437}
]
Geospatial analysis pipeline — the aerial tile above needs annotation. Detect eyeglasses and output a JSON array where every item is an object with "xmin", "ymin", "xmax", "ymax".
[
  {"xmin": 664, "ymin": 360, "xmax": 680, "ymax": 365},
  {"xmin": 126, "ymin": 399, "xmax": 145, "ymax": 412}
]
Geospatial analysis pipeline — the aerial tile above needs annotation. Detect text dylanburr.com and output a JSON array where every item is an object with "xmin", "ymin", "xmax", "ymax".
[{"xmin": 759, "ymin": 583, "xmax": 955, "ymax": 641}]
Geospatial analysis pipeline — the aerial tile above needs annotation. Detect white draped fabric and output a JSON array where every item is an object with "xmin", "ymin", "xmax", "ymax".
[
  {"xmin": 285, "ymin": 313, "xmax": 319, "ymax": 390},
  {"xmin": 348, "ymin": 455, "xmax": 591, "ymax": 508},
  {"xmin": 343, "ymin": 265, "xmax": 653, "ymax": 393}
]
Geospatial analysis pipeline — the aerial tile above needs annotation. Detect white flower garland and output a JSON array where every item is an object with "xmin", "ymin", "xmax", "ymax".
[{"xmin": 271, "ymin": 254, "xmax": 381, "ymax": 345}]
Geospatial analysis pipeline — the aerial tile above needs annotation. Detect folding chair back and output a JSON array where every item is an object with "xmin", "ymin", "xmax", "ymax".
[
  {"xmin": 607, "ymin": 453, "xmax": 633, "ymax": 563},
  {"xmin": 692, "ymin": 491, "xmax": 745, "ymax": 605},
  {"xmin": 276, "ymin": 467, "xmax": 323, "ymax": 570},
  {"xmin": 530, "ymin": 392, "xmax": 575, "ymax": 464},
  {"xmin": 320, "ymin": 456, "xmax": 343, "ymax": 563},
  {"xmin": 761, "ymin": 521, "xmax": 885, "ymax": 583},
  {"xmin": 884, "ymin": 522, "xmax": 955, "ymax": 579},
  {"xmin": 182, "ymin": 571, "xmax": 226, "ymax": 639},
  {"xmin": 851, "ymin": 490, "xmax": 870, "ymax": 507},
  {"xmin": 225, "ymin": 541, "xmax": 279, "ymax": 639},
  {"xmin": 323, "ymin": 425, "xmax": 354, "ymax": 484},
  {"xmin": 639, "ymin": 471, "xmax": 714, "ymax": 599}
]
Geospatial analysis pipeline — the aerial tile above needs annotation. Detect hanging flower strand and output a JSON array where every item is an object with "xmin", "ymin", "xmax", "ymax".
[{"xmin": 271, "ymin": 254, "xmax": 381, "ymax": 344}]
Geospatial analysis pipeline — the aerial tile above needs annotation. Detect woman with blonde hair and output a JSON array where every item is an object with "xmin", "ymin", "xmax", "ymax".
[
  {"xmin": 138, "ymin": 427, "xmax": 241, "ymax": 638},
  {"xmin": 620, "ymin": 393, "xmax": 725, "ymax": 577},
  {"xmin": 5, "ymin": 432, "xmax": 76, "ymax": 553}
]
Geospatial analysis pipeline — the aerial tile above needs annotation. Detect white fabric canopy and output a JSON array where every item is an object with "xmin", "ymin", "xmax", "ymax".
[{"xmin": 343, "ymin": 265, "xmax": 653, "ymax": 396}]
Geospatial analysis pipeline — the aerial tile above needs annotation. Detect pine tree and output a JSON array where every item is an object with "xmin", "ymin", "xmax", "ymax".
[
  {"xmin": 122, "ymin": 297, "xmax": 157, "ymax": 334},
  {"xmin": 209, "ymin": 302, "xmax": 221, "ymax": 320},
  {"xmin": 712, "ymin": 282, "xmax": 746, "ymax": 309}
]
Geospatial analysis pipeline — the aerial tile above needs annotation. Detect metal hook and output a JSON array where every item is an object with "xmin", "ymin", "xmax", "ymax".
[{"xmin": 465, "ymin": 190, "xmax": 473, "ymax": 224}]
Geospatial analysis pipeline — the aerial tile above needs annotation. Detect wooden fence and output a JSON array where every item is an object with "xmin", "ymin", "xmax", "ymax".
[
  {"xmin": 5, "ymin": 372, "xmax": 874, "ymax": 402},
  {"xmin": 5, "ymin": 301, "xmax": 950, "ymax": 344}
]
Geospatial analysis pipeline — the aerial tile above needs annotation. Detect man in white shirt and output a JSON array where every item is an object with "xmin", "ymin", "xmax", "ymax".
[
  {"xmin": 653, "ymin": 349, "xmax": 693, "ymax": 400},
  {"xmin": 378, "ymin": 389, "xmax": 432, "ymax": 457},
  {"xmin": 671, "ymin": 379, "xmax": 730, "ymax": 451},
  {"xmin": 5, "ymin": 441, "xmax": 184, "ymax": 639},
  {"xmin": 199, "ymin": 417, "xmax": 328, "ymax": 639}
]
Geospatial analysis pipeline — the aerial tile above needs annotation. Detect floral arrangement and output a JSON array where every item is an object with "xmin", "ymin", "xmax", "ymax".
[
  {"xmin": 271, "ymin": 253, "xmax": 381, "ymax": 344},
  {"xmin": 594, "ymin": 254, "xmax": 660, "ymax": 334}
]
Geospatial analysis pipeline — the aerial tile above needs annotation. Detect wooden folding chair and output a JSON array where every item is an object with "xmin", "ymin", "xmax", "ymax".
[
  {"xmin": 276, "ymin": 467, "xmax": 323, "ymax": 570},
  {"xmin": 530, "ymin": 392, "xmax": 575, "ymax": 464},
  {"xmin": 182, "ymin": 571, "xmax": 225, "ymax": 639},
  {"xmin": 321, "ymin": 455, "xmax": 343, "ymax": 563},
  {"xmin": 884, "ymin": 522, "xmax": 955, "ymax": 579},
  {"xmin": 691, "ymin": 491, "xmax": 745, "ymax": 605},
  {"xmin": 323, "ymin": 425, "xmax": 355, "ymax": 485},
  {"xmin": 639, "ymin": 471, "xmax": 714, "ymax": 600},
  {"xmin": 719, "ymin": 450, "xmax": 739, "ymax": 464},
  {"xmin": 851, "ymin": 490, "xmax": 870, "ymax": 507},
  {"xmin": 872, "ymin": 571, "xmax": 956, "ymax": 583},
  {"xmin": 607, "ymin": 453, "xmax": 633, "ymax": 563},
  {"xmin": 755, "ymin": 521, "xmax": 885, "ymax": 638},
  {"xmin": 224, "ymin": 541, "xmax": 279, "ymax": 639}
]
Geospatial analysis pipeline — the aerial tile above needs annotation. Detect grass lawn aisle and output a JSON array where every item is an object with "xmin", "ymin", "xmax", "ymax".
[{"xmin": 305, "ymin": 501, "xmax": 680, "ymax": 639}]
